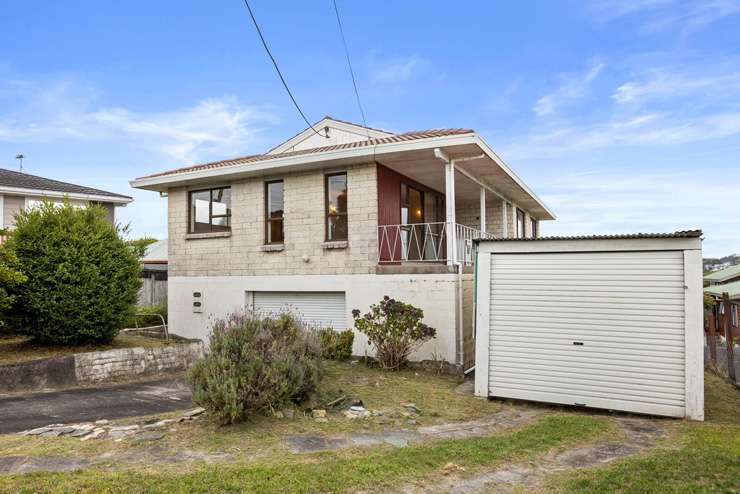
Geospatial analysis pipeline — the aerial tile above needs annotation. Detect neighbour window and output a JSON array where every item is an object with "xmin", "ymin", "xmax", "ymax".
[
  {"xmin": 325, "ymin": 173, "xmax": 348, "ymax": 241},
  {"xmin": 188, "ymin": 187, "xmax": 231, "ymax": 233},
  {"xmin": 265, "ymin": 180, "xmax": 284, "ymax": 244},
  {"xmin": 516, "ymin": 209, "xmax": 525, "ymax": 238},
  {"xmin": 531, "ymin": 218, "xmax": 538, "ymax": 238}
]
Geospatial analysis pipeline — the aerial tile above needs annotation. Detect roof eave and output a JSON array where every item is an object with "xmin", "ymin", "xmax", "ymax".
[
  {"xmin": 0, "ymin": 185, "xmax": 132, "ymax": 205},
  {"xmin": 130, "ymin": 133, "xmax": 479, "ymax": 191}
]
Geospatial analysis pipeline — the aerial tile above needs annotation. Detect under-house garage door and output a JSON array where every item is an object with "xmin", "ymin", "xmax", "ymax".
[
  {"xmin": 253, "ymin": 291, "xmax": 347, "ymax": 329},
  {"xmin": 488, "ymin": 250, "xmax": 687, "ymax": 417}
]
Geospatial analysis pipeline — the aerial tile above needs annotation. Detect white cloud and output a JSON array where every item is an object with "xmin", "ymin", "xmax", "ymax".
[
  {"xmin": 369, "ymin": 55, "xmax": 426, "ymax": 84},
  {"xmin": 539, "ymin": 169, "xmax": 740, "ymax": 257},
  {"xmin": 0, "ymin": 76, "xmax": 276, "ymax": 163},
  {"xmin": 533, "ymin": 61, "xmax": 605, "ymax": 116},
  {"xmin": 587, "ymin": 0, "xmax": 740, "ymax": 35},
  {"xmin": 613, "ymin": 70, "xmax": 740, "ymax": 104}
]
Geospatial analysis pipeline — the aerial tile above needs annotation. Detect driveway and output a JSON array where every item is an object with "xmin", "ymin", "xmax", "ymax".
[{"xmin": 0, "ymin": 378, "xmax": 193, "ymax": 434}]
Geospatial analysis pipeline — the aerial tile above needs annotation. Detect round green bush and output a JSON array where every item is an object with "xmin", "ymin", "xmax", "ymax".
[
  {"xmin": 7, "ymin": 201, "xmax": 141, "ymax": 345},
  {"xmin": 188, "ymin": 312, "xmax": 323, "ymax": 425}
]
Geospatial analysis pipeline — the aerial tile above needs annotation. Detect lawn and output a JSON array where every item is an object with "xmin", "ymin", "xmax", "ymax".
[
  {"xmin": 0, "ymin": 365, "xmax": 738, "ymax": 493},
  {"xmin": 0, "ymin": 334, "xmax": 166, "ymax": 365}
]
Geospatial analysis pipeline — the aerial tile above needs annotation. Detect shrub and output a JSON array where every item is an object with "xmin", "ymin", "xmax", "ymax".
[
  {"xmin": 352, "ymin": 296, "xmax": 436, "ymax": 370},
  {"xmin": 318, "ymin": 328, "xmax": 354, "ymax": 360},
  {"xmin": 7, "ymin": 201, "xmax": 141, "ymax": 345},
  {"xmin": 188, "ymin": 312, "xmax": 323, "ymax": 425},
  {"xmin": 0, "ymin": 244, "xmax": 26, "ymax": 329}
]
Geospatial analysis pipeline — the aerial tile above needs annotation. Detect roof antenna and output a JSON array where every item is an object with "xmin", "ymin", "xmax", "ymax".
[{"xmin": 15, "ymin": 154, "xmax": 24, "ymax": 173}]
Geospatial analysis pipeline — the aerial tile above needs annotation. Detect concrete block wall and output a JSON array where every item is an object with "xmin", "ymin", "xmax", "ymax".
[
  {"xmin": 455, "ymin": 198, "xmax": 506, "ymax": 237},
  {"xmin": 168, "ymin": 163, "xmax": 378, "ymax": 277},
  {"xmin": 74, "ymin": 342, "xmax": 203, "ymax": 383}
]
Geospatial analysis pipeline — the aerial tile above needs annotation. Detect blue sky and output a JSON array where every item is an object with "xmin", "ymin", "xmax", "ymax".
[{"xmin": 1, "ymin": 0, "xmax": 738, "ymax": 256}]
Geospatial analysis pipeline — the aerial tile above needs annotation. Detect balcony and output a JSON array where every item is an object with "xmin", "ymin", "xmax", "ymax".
[{"xmin": 378, "ymin": 222, "xmax": 495, "ymax": 266}]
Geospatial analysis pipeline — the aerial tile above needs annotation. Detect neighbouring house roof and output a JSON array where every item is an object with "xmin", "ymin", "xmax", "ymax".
[
  {"xmin": 704, "ymin": 264, "xmax": 740, "ymax": 284},
  {"xmin": 130, "ymin": 117, "xmax": 555, "ymax": 220},
  {"xmin": 0, "ymin": 168, "xmax": 132, "ymax": 204},
  {"xmin": 705, "ymin": 280, "xmax": 740, "ymax": 301},
  {"xmin": 141, "ymin": 239, "xmax": 168, "ymax": 264},
  {"xmin": 476, "ymin": 230, "xmax": 703, "ymax": 242}
]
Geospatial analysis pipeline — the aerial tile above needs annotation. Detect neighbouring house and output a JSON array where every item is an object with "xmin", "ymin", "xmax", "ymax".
[
  {"xmin": 130, "ymin": 117, "xmax": 555, "ymax": 370},
  {"xmin": 139, "ymin": 239, "xmax": 168, "ymax": 306},
  {"xmin": 704, "ymin": 264, "xmax": 740, "ymax": 339},
  {"xmin": 704, "ymin": 264, "xmax": 740, "ymax": 286},
  {"xmin": 0, "ymin": 168, "xmax": 132, "ymax": 240}
]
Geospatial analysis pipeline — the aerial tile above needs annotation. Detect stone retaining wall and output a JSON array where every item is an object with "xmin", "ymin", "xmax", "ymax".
[{"xmin": 0, "ymin": 341, "xmax": 203, "ymax": 393}]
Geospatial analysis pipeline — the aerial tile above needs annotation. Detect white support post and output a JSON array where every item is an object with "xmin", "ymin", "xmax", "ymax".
[
  {"xmin": 474, "ymin": 248, "xmax": 491, "ymax": 397},
  {"xmin": 479, "ymin": 187, "xmax": 486, "ymax": 235},
  {"xmin": 501, "ymin": 199, "xmax": 508, "ymax": 238},
  {"xmin": 445, "ymin": 159, "xmax": 457, "ymax": 265},
  {"xmin": 683, "ymin": 248, "xmax": 704, "ymax": 420}
]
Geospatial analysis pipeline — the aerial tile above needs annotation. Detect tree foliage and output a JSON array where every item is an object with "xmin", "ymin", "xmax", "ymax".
[
  {"xmin": 7, "ymin": 200, "xmax": 141, "ymax": 345},
  {"xmin": 0, "ymin": 244, "xmax": 26, "ymax": 328},
  {"xmin": 352, "ymin": 296, "xmax": 436, "ymax": 370}
]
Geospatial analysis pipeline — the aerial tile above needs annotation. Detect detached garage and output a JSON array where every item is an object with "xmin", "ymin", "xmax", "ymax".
[{"xmin": 474, "ymin": 231, "xmax": 704, "ymax": 420}]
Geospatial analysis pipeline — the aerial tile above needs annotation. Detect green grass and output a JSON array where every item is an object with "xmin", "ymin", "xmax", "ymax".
[
  {"xmin": 0, "ymin": 334, "xmax": 166, "ymax": 365},
  {"xmin": 542, "ymin": 372, "xmax": 740, "ymax": 494},
  {"xmin": 0, "ymin": 415, "xmax": 609, "ymax": 494},
  {"xmin": 548, "ymin": 425, "xmax": 740, "ymax": 494}
]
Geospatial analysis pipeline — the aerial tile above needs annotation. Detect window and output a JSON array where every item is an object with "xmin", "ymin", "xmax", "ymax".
[
  {"xmin": 189, "ymin": 187, "xmax": 231, "ymax": 234},
  {"xmin": 265, "ymin": 180, "xmax": 284, "ymax": 244},
  {"xmin": 325, "ymin": 173, "xmax": 348, "ymax": 241},
  {"xmin": 531, "ymin": 218, "xmax": 538, "ymax": 238},
  {"xmin": 401, "ymin": 183, "xmax": 424, "ymax": 225},
  {"xmin": 516, "ymin": 209, "xmax": 525, "ymax": 238}
]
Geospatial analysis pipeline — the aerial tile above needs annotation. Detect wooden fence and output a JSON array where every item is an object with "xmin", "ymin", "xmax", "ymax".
[
  {"xmin": 706, "ymin": 293, "xmax": 738, "ymax": 383},
  {"xmin": 138, "ymin": 270, "xmax": 167, "ymax": 307}
]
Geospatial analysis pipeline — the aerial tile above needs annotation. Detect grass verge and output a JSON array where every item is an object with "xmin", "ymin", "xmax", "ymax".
[{"xmin": 0, "ymin": 415, "xmax": 609, "ymax": 494}]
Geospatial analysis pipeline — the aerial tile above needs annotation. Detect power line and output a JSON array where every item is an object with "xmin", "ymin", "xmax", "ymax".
[
  {"xmin": 240, "ymin": 0, "xmax": 326, "ymax": 138},
  {"xmin": 331, "ymin": 0, "xmax": 369, "ymax": 136}
]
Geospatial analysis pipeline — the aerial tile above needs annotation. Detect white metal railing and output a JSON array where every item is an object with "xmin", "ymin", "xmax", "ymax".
[{"xmin": 378, "ymin": 222, "xmax": 495, "ymax": 266}]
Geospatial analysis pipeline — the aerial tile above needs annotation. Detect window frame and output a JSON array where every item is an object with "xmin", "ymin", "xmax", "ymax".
[
  {"xmin": 264, "ymin": 179, "xmax": 284, "ymax": 245},
  {"xmin": 530, "ymin": 218, "xmax": 538, "ymax": 238},
  {"xmin": 324, "ymin": 172, "xmax": 348, "ymax": 242},
  {"xmin": 516, "ymin": 208, "xmax": 525, "ymax": 239},
  {"xmin": 187, "ymin": 186, "xmax": 232, "ymax": 234}
]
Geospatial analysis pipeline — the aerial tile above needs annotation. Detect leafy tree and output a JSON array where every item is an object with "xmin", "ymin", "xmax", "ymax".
[
  {"xmin": 127, "ymin": 236, "xmax": 158, "ymax": 259},
  {"xmin": 7, "ymin": 200, "xmax": 141, "ymax": 345},
  {"xmin": 0, "ymin": 243, "xmax": 26, "ymax": 328}
]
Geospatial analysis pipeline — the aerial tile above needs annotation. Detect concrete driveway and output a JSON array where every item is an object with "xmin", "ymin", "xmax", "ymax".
[{"xmin": 0, "ymin": 378, "xmax": 193, "ymax": 434}]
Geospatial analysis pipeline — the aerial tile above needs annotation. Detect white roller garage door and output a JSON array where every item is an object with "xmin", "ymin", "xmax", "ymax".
[
  {"xmin": 253, "ymin": 291, "xmax": 346, "ymax": 329},
  {"xmin": 472, "ymin": 233, "xmax": 710, "ymax": 420}
]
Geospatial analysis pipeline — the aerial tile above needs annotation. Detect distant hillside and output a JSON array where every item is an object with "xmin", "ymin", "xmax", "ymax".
[{"xmin": 704, "ymin": 254, "xmax": 740, "ymax": 272}]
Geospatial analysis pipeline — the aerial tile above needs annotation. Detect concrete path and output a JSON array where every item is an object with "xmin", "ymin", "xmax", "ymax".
[{"xmin": 0, "ymin": 378, "xmax": 193, "ymax": 434}]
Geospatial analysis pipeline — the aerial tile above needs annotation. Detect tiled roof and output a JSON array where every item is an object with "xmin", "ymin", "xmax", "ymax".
[
  {"xmin": 479, "ymin": 230, "xmax": 703, "ymax": 242},
  {"xmin": 138, "ymin": 128, "xmax": 475, "ymax": 180},
  {"xmin": 0, "ymin": 168, "xmax": 132, "ymax": 200},
  {"xmin": 704, "ymin": 280, "xmax": 740, "ymax": 300}
]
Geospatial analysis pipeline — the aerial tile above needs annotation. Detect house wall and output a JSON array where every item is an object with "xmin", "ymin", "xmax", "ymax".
[
  {"xmin": 168, "ymin": 273, "xmax": 462, "ymax": 364},
  {"xmin": 168, "ymin": 162, "xmax": 378, "ymax": 277},
  {"xmin": 455, "ymin": 199, "xmax": 506, "ymax": 237},
  {"xmin": 0, "ymin": 194, "xmax": 115, "ymax": 229}
]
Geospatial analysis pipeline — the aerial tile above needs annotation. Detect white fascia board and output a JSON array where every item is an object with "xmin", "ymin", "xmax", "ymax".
[
  {"xmin": 130, "ymin": 133, "xmax": 479, "ymax": 191},
  {"xmin": 476, "ymin": 237, "xmax": 702, "ymax": 254},
  {"xmin": 0, "ymin": 186, "xmax": 132, "ymax": 205},
  {"xmin": 473, "ymin": 135, "xmax": 556, "ymax": 221}
]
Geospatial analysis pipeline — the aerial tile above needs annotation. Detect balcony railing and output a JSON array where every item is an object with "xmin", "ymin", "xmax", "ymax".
[{"xmin": 378, "ymin": 222, "xmax": 496, "ymax": 266}]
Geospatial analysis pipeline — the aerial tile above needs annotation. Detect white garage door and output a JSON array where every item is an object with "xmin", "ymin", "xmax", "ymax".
[
  {"xmin": 253, "ymin": 291, "xmax": 347, "ymax": 329},
  {"xmin": 489, "ymin": 250, "xmax": 686, "ymax": 417}
]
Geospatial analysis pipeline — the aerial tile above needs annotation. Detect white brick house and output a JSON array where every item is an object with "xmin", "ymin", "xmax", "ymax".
[{"xmin": 131, "ymin": 117, "xmax": 554, "ymax": 370}]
